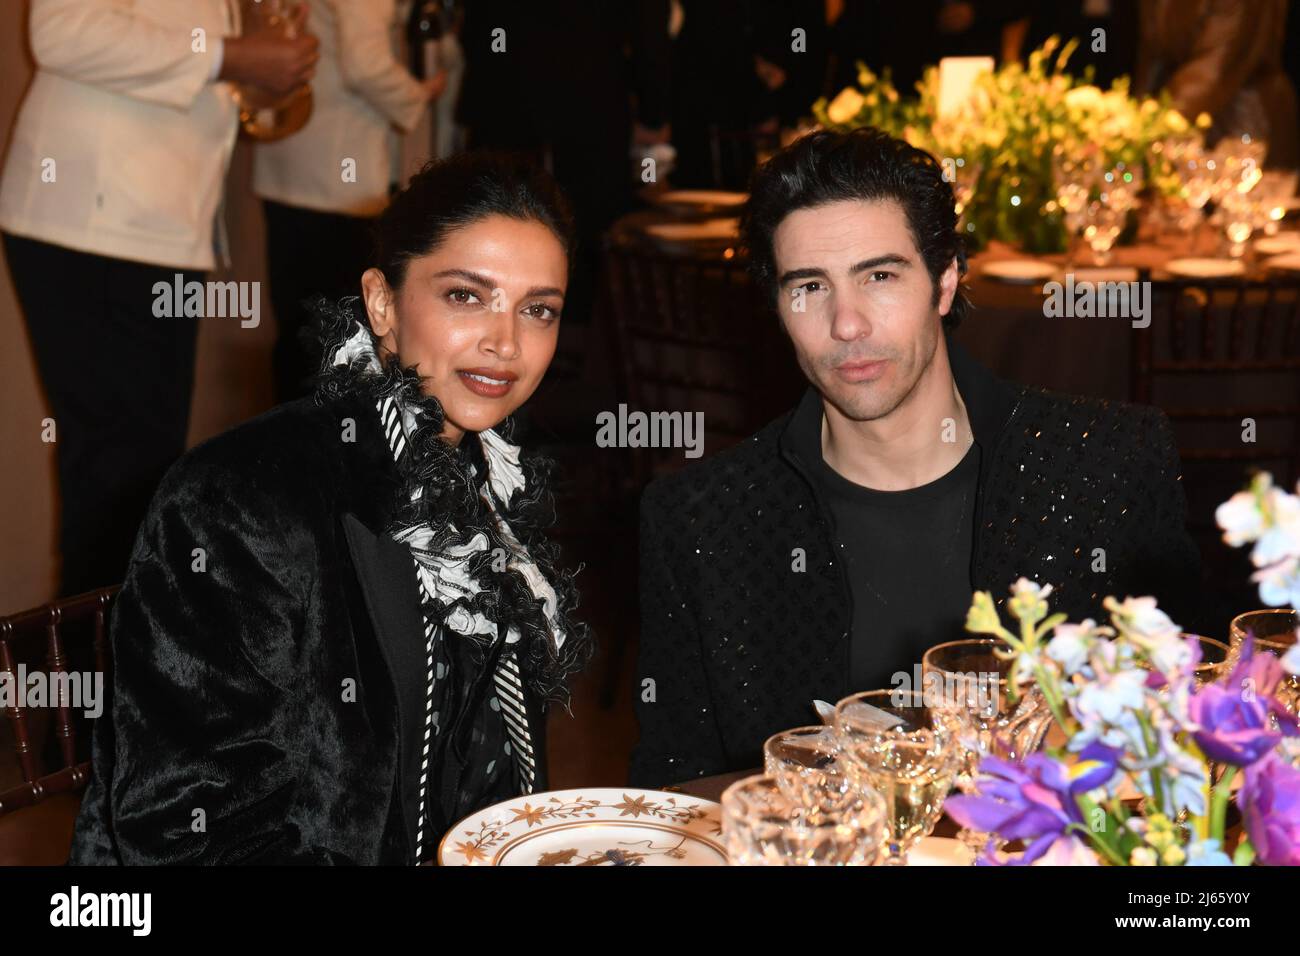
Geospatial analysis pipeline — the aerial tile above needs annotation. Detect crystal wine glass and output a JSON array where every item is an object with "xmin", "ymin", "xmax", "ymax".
[
  {"xmin": 833, "ymin": 689, "xmax": 961, "ymax": 865},
  {"xmin": 1083, "ymin": 200, "xmax": 1124, "ymax": 266},
  {"xmin": 1228, "ymin": 609, "xmax": 1300, "ymax": 717},
  {"xmin": 720, "ymin": 773, "xmax": 886, "ymax": 866},
  {"xmin": 1052, "ymin": 145, "xmax": 1101, "ymax": 268},
  {"xmin": 921, "ymin": 638, "xmax": 1053, "ymax": 860}
]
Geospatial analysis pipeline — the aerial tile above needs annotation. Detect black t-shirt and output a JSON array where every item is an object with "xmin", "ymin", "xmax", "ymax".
[{"xmin": 808, "ymin": 436, "xmax": 981, "ymax": 694}]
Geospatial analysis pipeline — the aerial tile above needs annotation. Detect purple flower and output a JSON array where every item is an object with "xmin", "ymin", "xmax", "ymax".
[
  {"xmin": 945, "ymin": 743, "xmax": 1120, "ymax": 865},
  {"xmin": 1189, "ymin": 640, "xmax": 1299, "ymax": 766},
  {"xmin": 1239, "ymin": 751, "xmax": 1300, "ymax": 866}
]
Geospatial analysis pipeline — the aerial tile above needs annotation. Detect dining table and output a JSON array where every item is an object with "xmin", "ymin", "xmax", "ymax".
[{"xmin": 607, "ymin": 197, "xmax": 1300, "ymax": 405}]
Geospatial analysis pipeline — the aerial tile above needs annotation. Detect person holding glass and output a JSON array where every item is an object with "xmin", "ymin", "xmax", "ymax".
[{"xmin": 0, "ymin": 0, "xmax": 319, "ymax": 596}]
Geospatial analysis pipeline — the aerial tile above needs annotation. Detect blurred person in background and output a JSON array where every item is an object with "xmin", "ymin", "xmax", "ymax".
[
  {"xmin": 827, "ymin": 0, "xmax": 1033, "ymax": 96},
  {"xmin": 1135, "ymin": 0, "xmax": 1298, "ymax": 167},
  {"xmin": 0, "ymin": 0, "xmax": 318, "ymax": 596},
  {"xmin": 454, "ymin": 0, "xmax": 672, "ymax": 362},
  {"xmin": 670, "ymin": 0, "xmax": 829, "ymax": 190},
  {"xmin": 1018, "ymin": 0, "xmax": 1139, "ymax": 87},
  {"xmin": 253, "ymin": 0, "xmax": 447, "ymax": 403}
]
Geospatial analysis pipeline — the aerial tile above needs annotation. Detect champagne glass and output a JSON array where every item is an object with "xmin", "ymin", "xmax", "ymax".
[
  {"xmin": 1217, "ymin": 188, "xmax": 1264, "ymax": 259},
  {"xmin": 1052, "ymin": 145, "xmax": 1100, "ymax": 268},
  {"xmin": 721, "ymin": 773, "xmax": 885, "ymax": 866},
  {"xmin": 833, "ymin": 690, "xmax": 961, "ymax": 865},
  {"xmin": 1083, "ymin": 200, "xmax": 1124, "ymax": 266},
  {"xmin": 1101, "ymin": 160, "xmax": 1144, "ymax": 216},
  {"xmin": 922, "ymin": 638, "xmax": 1052, "ymax": 860},
  {"xmin": 1228, "ymin": 609, "xmax": 1300, "ymax": 716},
  {"xmin": 234, "ymin": 0, "xmax": 314, "ymax": 142},
  {"xmin": 1173, "ymin": 145, "xmax": 1218, "ymax": 248},
  {"xmin": 1254, "ymin": 169, "xmax": 1298, "ymax": 236}
]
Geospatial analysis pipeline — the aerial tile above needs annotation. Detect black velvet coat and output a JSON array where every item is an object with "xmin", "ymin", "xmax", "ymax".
[
  {"xmin": 629, "ymin": 337, "xmax": 1205, "ymax": 788},
  {"xmin": 68, "ymin": 393, "xmax": 551, "ymax": 865}
]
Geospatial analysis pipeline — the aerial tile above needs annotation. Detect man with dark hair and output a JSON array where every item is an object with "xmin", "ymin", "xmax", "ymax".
[{"xmin": 629, "ymin": 127, "xmax": 1204, "ymax": 786}]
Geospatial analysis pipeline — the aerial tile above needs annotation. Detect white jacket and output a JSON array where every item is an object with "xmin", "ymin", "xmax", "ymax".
[
  {"xmin": 0, "ymin": 0, "xmax": 242, "ymax": 271},
  {"xmin": 253, "ymin": 0, "xmax": 426, "ymax": 218}
]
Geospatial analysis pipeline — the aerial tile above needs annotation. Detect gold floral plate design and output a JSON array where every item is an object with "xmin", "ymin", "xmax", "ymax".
[{"xmin": 437, "ymin": 788, "xmax": 726, "ymax": 866}]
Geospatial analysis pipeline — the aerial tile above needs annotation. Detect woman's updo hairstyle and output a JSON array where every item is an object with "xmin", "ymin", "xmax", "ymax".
[{"xmin": 371, "ymin": 151, "xmax": 578, "ymax": 294}]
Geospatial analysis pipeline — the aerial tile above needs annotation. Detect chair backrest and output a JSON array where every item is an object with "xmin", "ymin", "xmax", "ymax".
[
  {"xmin": 1130, "ymin": 272, "xmax": 1300, "ymax": 630},
  {"xmin": 0, "ymin": 587, "xmax": 117, "ymax": 819},
  {"xmin": 1131, "ymin": 272, "xmax": 1300, "ymax": 485},
  {"xmin": 602, "ymin": 241, "xmax": 802, "ymax": 487}
]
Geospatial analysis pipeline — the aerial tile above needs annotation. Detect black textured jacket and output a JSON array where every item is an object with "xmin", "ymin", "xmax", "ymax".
[
  {"xmin": 68, "ymin": 393, "xmax": 551, "ymax": 865},
  {"xmin": 629, "ymin": 338, "xmax": 1203, "ymax": 787}
]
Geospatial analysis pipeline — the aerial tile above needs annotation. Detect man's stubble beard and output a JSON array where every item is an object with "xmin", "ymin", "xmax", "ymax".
[{"xmin": 795, "ymin": 318, "xmax": 941, "ymax": 424}]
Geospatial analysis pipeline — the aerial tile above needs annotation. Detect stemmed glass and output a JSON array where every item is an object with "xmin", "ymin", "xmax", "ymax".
[
  {"xmin": 833, "ymin": 690, "xmax": 962, "ymax": 865},
  {"xmin": 921, "ymin": 638, "xmax": 1053, "ymax": 860},
  {"xmin": 1228, "ymin": 609, "xmax": 1300, "ymax": 717},
  {"xmin": 1172, "ymin": 144, "xmax": 1219, "ymax": 248},
  {"xmin": 1078, "ymin": 159, "xmax": 1143, "ymax": 267},
  {"xmin": 1052, "ymin": 146, "xmax": 1100, "ymax": 268},
  {"xmin": 1216, "ymin": 188, "xmax": 1266, "ymax": 259},
  {"xmin": 1083, "ymin": 201, "xmax": 1125, "ymax": 266},
  {"xmin": 1253, "ymin": 169, "xmax": 1299, "ymax": 236}
]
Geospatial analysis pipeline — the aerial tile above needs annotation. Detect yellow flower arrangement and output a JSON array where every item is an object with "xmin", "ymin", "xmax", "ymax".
[{"xmin": 811, "ymin": 37, "xmax": 1200, "ymax": 252}]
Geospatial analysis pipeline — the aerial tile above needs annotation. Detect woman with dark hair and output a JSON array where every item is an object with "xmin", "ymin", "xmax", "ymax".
[{"xmin": 68, "ymin": 153, "xmax": 593, "ymax": 865}]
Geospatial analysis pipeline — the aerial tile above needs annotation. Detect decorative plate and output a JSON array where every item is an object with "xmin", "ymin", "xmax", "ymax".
[
  {"xmin": 438, "ymin": 788, "xmax": 726, "ymax": 866},
  {"xmin": 980, "ymin": 259, "xmax": 1057, "ymax": 283}
]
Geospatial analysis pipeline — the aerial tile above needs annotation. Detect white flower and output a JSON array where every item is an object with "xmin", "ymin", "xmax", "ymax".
[
  {"xmin": 478, "ymin": 428, "xmax": 527, "ymax": 509},
  {"xmin": 1047, "ymin": 620, "xmax": 1108, "ymax": 675},
  {"xmin": 1216, "ymin": 487, "xmax": 1267, "ymax": 547},
  {"xmin": 1135, "ymin": 631, "xmax": 1196, "ymax": 678},
  {"xmin": 1217, "ymin": 473, "xmax": 1300, "ymax": 607},
  {"xmin": 1105, "ymin": 595, "xmax": 1181, "ymax": 641},
  {"xmin": 1069, "ymin": 664, "xmax": 1147, "ymax": 745},
  {"xmin": 1254, "ymin": 556, "xmax": 1300, "ymax": 608}
]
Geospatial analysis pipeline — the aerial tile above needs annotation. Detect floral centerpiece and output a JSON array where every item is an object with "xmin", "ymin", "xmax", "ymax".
[
  {"xmin": 946, "ymin": 580, "xmax": 1299, "ymax": 865},
  {"xmin": 944, "ymin": 471, "xmax": 1300, "ymax": 865},
  {"xmin": 1216, "ymin": 472, "xmax": 1300, "ymax": 609},
  {"xmin": 812, "ymin": 37, "xmax": 1205, "ymax": 253}
]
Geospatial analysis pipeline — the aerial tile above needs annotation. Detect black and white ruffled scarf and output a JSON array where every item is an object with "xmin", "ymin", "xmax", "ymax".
[{"xmin": 315, "ymin": 303, "xmax": 592, "ymax": 860}]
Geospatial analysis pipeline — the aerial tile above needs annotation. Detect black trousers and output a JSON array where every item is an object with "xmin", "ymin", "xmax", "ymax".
[
  {"xmin": 2, "ymin": 232, "xmax": 200, "ymax": 597},
  {"xmin": 263, "ymin": 199, "xmax": 374, "ymax": 403}
]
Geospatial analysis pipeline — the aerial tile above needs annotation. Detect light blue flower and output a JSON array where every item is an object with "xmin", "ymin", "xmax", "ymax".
[
  {"xmin": 1184, "ymin": 838, "xmax": 1233, "ymax": 866},
  {"xmin": 1047, "ymin": 620, "xmax": 1110, "ymax": 676}
]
